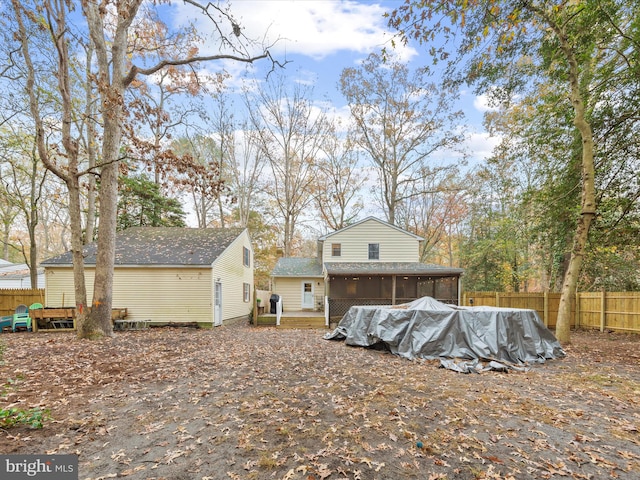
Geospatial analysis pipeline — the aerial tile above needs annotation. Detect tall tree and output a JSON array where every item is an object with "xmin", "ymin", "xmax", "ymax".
[
  {"xmin": 339, "ymin": 52, "xmax": 465, "ymax": 225},
  {"xmin": 9, "ymin": 0, "xmax": 271, "ymax": 338},
  {"xmin": 83, "ymin": 0, "xmax": 270, "ymax": 338},
  {"xmin": 248, "ymin": 74, "xmax": 329, "ymax": 256},
  {"xmin": 227, "ymin": 120, "xmax": 267, "ymax": 229},
  {"xmin": 483, "ymin": 85, "xmax": 582, "ymax": 293},
  {"xmin": 388, "ymin": 0, "xmax": 640, "ymax": 343},
  {"xmin": 398, "ymin": 170, "xmax": 466, "ymax": 266},
  {"xmin": 11, "ymin": 0, "xmax": 91, "ymax": 318},
  {"xmin": 313, "ymin": 120, "xmax": 364, "ymax": 232}
]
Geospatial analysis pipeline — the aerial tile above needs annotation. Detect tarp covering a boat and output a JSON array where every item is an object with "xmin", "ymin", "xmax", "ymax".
[{"xmin": 324, "ymin": 297, "xmax": 565, "ymax": 370}]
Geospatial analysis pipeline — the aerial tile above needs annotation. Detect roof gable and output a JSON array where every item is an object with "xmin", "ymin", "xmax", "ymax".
[
  {"xmin": 42, "ymin": 227, "xmax": 246, "ymax": 266},
  {"xmin": 318, "ymin": 216, "xmax": 423, "ymax": 241}
]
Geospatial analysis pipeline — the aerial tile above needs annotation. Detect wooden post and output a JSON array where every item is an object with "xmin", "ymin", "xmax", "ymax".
[
  {"xmin": 575, "ymin": 292, "xmax": 581, "ymax": 329},
  {"xmin": 495, "ymin": 292, "xmax": 500, "ymax": 308},
  {"xmin": 543, "ymin": 291, "xmax": 549, "ymax": 327},
  {"xmin": 600, "ymin": 289, "xmax": 606, "ymax": 332}
]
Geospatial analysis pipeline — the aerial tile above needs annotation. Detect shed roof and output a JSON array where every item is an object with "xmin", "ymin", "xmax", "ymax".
[
  {"xmin": 325, "ymin": 262, "xmax": 464, "ymax": 276},
  {"xmin": 41, "ymin": 227, "xmax": 246, "ymax": 267},
  {"xmin": 272, "ymin": 257, "xmax": 324, "ymax": 277}
]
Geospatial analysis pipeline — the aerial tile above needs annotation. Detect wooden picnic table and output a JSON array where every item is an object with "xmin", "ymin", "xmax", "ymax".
[{"xmin": 30, "ymin": 307, "xmax": 128, "ymax": 331}]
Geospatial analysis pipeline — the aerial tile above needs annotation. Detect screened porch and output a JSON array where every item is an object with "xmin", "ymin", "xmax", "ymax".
[{"xmin": 326, "ymin": 270, "xmax": 462, "ymax": 320}]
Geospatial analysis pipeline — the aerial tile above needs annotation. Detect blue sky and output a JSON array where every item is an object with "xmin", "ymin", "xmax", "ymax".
[{"xmin": 170, "ymin": 0, "xmax": 500, "ymax": 164}]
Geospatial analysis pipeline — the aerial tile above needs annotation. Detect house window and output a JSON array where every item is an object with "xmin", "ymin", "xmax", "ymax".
[
  {"xmin": 332, "ymin": 243, "xmax": 341, "ymax": 257},
  {"xmin": 243, "ymin": 282, "xmax": 250, "ymax": 302},
  {"xmin": 243, "ymin": 246, "xmax": 250, "ymax": 267},
  {"xmin": 368, "ymin": 243, "xmax": 379, "ymax": 260}
]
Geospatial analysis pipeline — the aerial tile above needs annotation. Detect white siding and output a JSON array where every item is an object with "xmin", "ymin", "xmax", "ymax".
[
  {"xmin": 45, "ymin": 266, "xmax": 213, "ymax": 324},
  {"xmin": 211, "ymin": 229, "xmax": 254, "ymax": 322},
  {"xmin": 322, "ymin": 218, "xmax": 420, "ymax": 263}
]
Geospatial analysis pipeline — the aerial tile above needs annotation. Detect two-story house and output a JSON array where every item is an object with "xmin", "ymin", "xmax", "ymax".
[{"xmin": 269, "ymin": 217, "xmax": 463, "ymax": 327}]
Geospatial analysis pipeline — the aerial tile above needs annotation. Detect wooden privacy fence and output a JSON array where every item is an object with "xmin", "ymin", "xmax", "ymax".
[
  {"xmin": 463, "ymin": 291, "xmax": 640, "ymax": 334},
  {"xmin": 0, "ymin": 288, "xmax": 46, "ymax": 317}
]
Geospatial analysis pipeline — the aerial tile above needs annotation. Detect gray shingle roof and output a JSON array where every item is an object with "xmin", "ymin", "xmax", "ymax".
[
  {"xmin": 324, "ymin": 262, "xmax": 464, "ymax": 276},
  {"xmin": 41, "ymin": 227, "xmax": 246, "ymax": 266},
  {"xmin": 272, "ymin": 257, "xmax": 324, "ymax": 277}
]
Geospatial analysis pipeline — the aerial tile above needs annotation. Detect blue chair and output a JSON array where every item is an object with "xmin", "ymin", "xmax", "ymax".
[
  {"xmin": 0, "ymin": 315, "xmax": 12, "ymax": 332},
  {"xmin": 12, "ymin": 304, "xmax": 32, "ymax": 332}
]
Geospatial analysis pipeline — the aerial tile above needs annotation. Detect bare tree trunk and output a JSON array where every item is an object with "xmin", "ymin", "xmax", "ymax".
[
  {"xmin": 68, "ymin": 178, "xmax": 88, "ymax": 328},
  {"xmin": 553, "ymin": 22, "xmax": 597, "ymax": 344},
  {"xmin": 84, "ymin": 44, "xmax": 97, "ymax": 244},
  {"xmin": 81, "ymin": 0, "xmax": 133, "ymax": 337}
]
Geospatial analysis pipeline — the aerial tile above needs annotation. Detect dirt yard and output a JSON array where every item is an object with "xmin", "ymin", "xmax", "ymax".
[{"xmin": 0, "ymin": 323, "xmax": 638, "ymax": 480}]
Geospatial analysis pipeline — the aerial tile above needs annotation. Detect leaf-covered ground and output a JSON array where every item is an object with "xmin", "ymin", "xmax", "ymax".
[{"xmin": 0, "ymin": 324, "xmax": 638, "ymax": 479}]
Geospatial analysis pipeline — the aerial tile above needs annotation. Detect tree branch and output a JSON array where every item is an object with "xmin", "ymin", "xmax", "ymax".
[{"xmin": 125, "ymin": 51, "xmax": 269, "ymax": 86}]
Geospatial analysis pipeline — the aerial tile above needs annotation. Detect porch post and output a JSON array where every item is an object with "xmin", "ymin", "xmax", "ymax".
[
  {"xmin": 324, "ymin": 296, "xmax": 329, "ymax": 327},
  {"xmin": 392, "ymin": 275, "xmax": 397, "ymax": 305}
]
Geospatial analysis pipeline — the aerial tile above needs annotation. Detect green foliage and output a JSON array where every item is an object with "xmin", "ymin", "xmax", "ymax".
[
  {"xmin": 1, "ymin": 365, "xmax": 49, "ymax": 429},
  {"xmin": 0, "ymin": 406, "xmax": 49, "ymax": 429},
  {"xmin": 117, "ymin": 174, "xmax": 186, "ymax": 230}
]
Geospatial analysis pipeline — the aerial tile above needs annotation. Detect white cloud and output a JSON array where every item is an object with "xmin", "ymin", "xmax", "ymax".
[
  {"xmin": 172, "ymin": 0, "xmax": 416, "ymax": 61},
  {"xmin": 467, "ymin": 131, "xmax": 500, "ymax": 161},
  {"xmin": 473, "ymin": 93, "xmax": 498, "ymax": 113}
]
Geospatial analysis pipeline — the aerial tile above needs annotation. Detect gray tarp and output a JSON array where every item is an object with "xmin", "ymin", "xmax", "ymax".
[{"xmin": 324, "ymin": 297, "xmax": 565, "ymax": 371}]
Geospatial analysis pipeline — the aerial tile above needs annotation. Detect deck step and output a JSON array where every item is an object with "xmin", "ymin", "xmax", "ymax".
[
  {"xmin": 278, "ymin": 323, "xmax": 327, "ymax": 329},
  {"xmin": 277, "ymin": 317, "xmax": 327, "ymax": 329}
]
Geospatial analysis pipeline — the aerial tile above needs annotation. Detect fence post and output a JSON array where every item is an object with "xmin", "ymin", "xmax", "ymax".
[
  {"xmin": 495, "ymin": 292, "xmax": 500, "ymax": 308},
  {"xmin": 600, "ymin": 289, "xmax": 606, "ymax": 332},
  {"xmin": 575, "ymin": 292, "xmax": 581, "ymax": 329},
  {"xmin": 543, "ymin": 292, "xmax": 549, "ymax": 327}
]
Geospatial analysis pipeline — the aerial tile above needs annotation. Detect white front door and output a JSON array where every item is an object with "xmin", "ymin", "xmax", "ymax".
[
  {"xmin": 301, "ymin": 281, "xmax": 314, "ymax": 309},
  {"xmin": 214, "ymin": 282, "xmax": 222, "ymax": 326}
]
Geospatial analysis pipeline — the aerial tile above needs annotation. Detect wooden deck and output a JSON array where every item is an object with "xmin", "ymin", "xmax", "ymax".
[{"xmin": 257, "ymin": 311, "xmax": 327, "ymax": 329}]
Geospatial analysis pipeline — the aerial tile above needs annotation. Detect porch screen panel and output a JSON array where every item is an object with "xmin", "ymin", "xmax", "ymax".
[
  {"xmin": 361, "ymin": 276, "xmax": 382, "ymax": 298},
  {"xmin": 417, "ymin": 279, "xmax": 435, "ymax": 298},
  {"xmin": 330, "ymin": 275, "xmax": 388, "ymax": 300},
  {"xmin": 435, "ymin": 276, "xmax": 458, "ymax": 303},
  {"xmin": 395, "ymin": 276, "xmax": 417, "ymax": 301}
]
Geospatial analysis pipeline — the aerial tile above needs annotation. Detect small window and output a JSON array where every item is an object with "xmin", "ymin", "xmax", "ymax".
[
  {"xmin": 243, "ymin": 246, "xmax": 250, "ymax": 267},
  {"xmin": 243, "ymin": 282, "xmax": 250, "ymax": 302},
  {"xmin": 368, "ymin": 243, "xmax": 379, "ymax": 260},
  {"xmin": 332, "ymin": 243, "xmax": 341, "ymax": 257}
]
